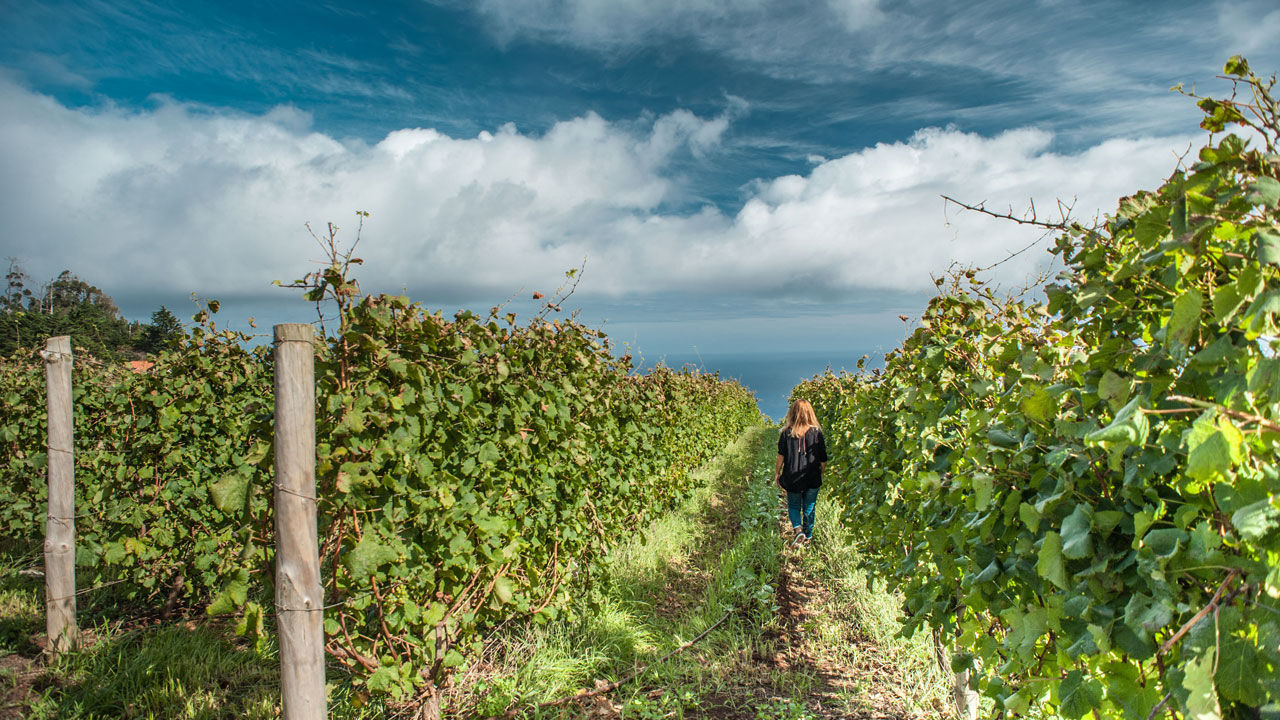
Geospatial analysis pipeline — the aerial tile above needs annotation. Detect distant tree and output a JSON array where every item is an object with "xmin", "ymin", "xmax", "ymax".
[
  {"xmin": 44, "ymin": 271, "xmax": 135, "ymax": 356},
  {"xmin": 140, "ymin": 306, "xmax": 183, "ymax": 353},
  {"xmin": 1, "ymin": 259, "xmax": 35, "ymax": 352},
  {"xmin": 2, "ymin": 258, "xmax": 33, "ymax": 313},
  {"xmin": 0, "ymin": 263, "xmax": 147, "ymax": 359}
]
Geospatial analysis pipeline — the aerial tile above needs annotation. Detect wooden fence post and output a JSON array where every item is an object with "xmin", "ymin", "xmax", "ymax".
[
  {"xmin": 273, "ymin": 324, "xmax": 326, "ymax": 720},
  {"xmin": 954, "ymin": 665, "xmax": 979, "ymax": 720},
  {"xmin": 934, "ymin": 605, "xmax": 978, "ymax": 720},
  {"xmin": 42, "ymin": 335, "xmax": 77, "ymax": 654}
]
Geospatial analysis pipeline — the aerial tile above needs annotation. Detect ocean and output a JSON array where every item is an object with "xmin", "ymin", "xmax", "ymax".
[{"xmin": 635, "ymin": 350, "xmax": 871, "ymax": 421}]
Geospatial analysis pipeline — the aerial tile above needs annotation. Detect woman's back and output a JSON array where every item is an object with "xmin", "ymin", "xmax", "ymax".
[{"xmin": 777, "ymin": 426, "xmax": 826, "ymax": 491}]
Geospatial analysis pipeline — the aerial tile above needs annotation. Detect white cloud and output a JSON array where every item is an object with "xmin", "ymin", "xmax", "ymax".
[
  {"xmin": 470, "ymin": 0, "xmax": 881, "ymax": 80},
  {"xmin": 709, "ymin": 128, "xmax": 1192, "ymax": 293},
  {"xmin": 461, "ymin": 0, "xmax": 1222, "ymax": 84},
  {"xmin": 0, "ymin": 79, "xmax": 1197, "ymax": 308},
  {"xmin": 827, "ymin": 0, "xmax": 884, "ymax": 32},
  {"xmin": 13, "ymin": 52, "xmax": 93, "ymax": 90}
]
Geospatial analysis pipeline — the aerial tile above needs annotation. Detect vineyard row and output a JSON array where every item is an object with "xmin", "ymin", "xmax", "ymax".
[{"xmin": 1, "ymin": 292, "xmax": 762, "ymax": 714}]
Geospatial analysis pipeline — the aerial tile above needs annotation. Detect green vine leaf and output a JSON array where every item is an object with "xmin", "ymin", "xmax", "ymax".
[
  {"xmin": 344, "ymin": 532, "xmax": 399, "ymax": 584},
  {"xmin": 1231, "ymin": 499, "xmax": 1279, "ymax": 541},
  {"xmin": 1182, "ymin": 646, "xmax": 1221, "ymax": 720},
  {"xmin": 1247, "ymin": 176, "xmax": 1280, "ymax": 208},
  {"xmin": 1167, "ymin": 289, "xmax": 1204, "ymax": 349},
  {"xmin": 1061, "ymin": 504, "xmax": 1093, "ymax": 560},
  {"xmin": 209, "ymin": 473, "xmax": 249, "ymax": 513},
  {"xmin": 1058, "ymin": 670, "xmax": 1102, "ymax": 719},
  {"xmin": 1037, "ymin": 531, "xmax": 1068, "ymax": 590},
  {"xmin": 207, "ymin": 569, "xmax": 249, "ymax": 616}
]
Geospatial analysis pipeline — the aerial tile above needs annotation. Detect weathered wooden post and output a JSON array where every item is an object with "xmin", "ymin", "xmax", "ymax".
[
  {"xmin": 954, "ymin": 665, "xmax": 979, "ymax": 720},
  {"xmin": 42, "ymin": 335, "xmax": 77, "ymax": 653},
  {"xmin": 273, "ymin": 323, "xmax": 326, "ymax": 720},
  {"xmin": 934, "ymin": 607, "xmax": 978, "ymax": 720}
]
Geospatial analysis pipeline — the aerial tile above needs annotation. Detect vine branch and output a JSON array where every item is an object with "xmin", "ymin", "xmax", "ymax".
[{"xmin": 1165, "ymin": 394, "xmax": 1280, "ymax": 433}]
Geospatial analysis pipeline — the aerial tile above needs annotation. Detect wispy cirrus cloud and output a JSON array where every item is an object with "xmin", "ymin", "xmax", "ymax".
[
  {"xmin": 1217, "ymin": 2, "xmax": 1280, "ymax": 55},
  {"xmin": 0, "ymin": 0, "xmax": 416, "ymax": 105},
  {"xmin": 455, "ymin": 0, "xmax": 1280, "ymax": 141}
]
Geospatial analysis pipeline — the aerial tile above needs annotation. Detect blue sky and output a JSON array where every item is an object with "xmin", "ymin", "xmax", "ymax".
[{"xmin": 1, "ymin": 0, "xmax": 1278, "ymax": 410}]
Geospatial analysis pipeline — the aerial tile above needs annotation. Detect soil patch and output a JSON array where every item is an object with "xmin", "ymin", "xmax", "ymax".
[
  {"xmin": 764, "ymin": 507, "xmax": 945, "ymax": 720},
  {"xmin": 0, "ymin": 653, "xmax": 41, "ymax": 720}
]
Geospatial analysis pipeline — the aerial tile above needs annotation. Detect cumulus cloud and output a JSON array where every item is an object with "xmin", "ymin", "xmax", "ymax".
[
  {"xmin": 0, "ymin": 78, "xmax": 1196, "ymax": 309},
  {"xmin": 719, "ymin": 129, "xmax": 1189, "ymax": 292}
]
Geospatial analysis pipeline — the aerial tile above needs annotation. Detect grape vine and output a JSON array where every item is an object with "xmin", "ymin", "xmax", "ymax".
[
  {"xmin": 793, "ymin": 58, "xmax": 1280, "ymax": 718},
  {"xmin": 0, "ymin": 260, "xmax": 761, "ymax": 709}
]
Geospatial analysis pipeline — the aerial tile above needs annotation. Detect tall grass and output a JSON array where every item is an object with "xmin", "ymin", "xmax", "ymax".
[
  {"xmin": 0, "ymin": 544, "xmax": 397, "ymax": 720},
  {"xmin": 26, "ymin": 624, "xmax": 278, "ymax": 720},
  {"xmin": 0, "ymin": 547, "xmax": 43, "ymax": 659},
  {"xmin": 798, "ymin": 493, "xmax": 953, "ymax": 716}
]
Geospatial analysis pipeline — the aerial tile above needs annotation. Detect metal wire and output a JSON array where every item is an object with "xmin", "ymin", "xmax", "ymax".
[{"xmin": 273, "ymin": 484, "xmax": 318, "ymax": 503}]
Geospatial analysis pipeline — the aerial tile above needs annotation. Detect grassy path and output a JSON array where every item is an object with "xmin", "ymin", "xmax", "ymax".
[
  {"xmin": 456, "ymin": 426, "xmax": 785, "ymax": 717},
  {"xmin": 769, "ymin": 492, "xmax": 953, "ymax": 718},
  {"xmin": 468, "ymin": 426, "xmax": 953, "ymax": 719}
]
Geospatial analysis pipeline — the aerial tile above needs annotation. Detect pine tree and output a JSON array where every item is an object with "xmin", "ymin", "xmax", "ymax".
[{"xmin": 141, "ymin": 306, "xmax": 184, "ymax": 353}]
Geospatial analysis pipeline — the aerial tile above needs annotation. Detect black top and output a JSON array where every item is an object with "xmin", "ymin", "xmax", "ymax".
[{"xmin": 777, "ymin": 427, "xmax": 828, "ymax": 491}]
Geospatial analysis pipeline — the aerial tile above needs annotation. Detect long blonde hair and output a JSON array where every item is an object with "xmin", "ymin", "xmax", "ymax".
[{"xmin": 783, "ymin": 399, "xmax": 820, "ymax": 438}]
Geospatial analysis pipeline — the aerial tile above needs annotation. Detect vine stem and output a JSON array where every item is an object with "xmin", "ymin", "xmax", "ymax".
[
  {"xmin": 334, "ymin": 611, "xmax": 378, "ymax": 671},
  {"xmin": 940, "ymin": 194, "xmax": 1072, "ymax": 230},
  {"xmin": 530, "ymin": 541, "xmax": 562, "ymax": 615},
  {"xmin": 1144, "ymin": 692, "xmax": 1173, "ymax": 720},
  {"xmin": 1156, "ymin": 569, "xmax": 1242, "ymax": 659},
  {"xmin": 1165, "ymin": 394, "xmax": 1280, "ymax": 433}
]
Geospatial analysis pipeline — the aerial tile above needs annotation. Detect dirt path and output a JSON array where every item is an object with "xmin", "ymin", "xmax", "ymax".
[
  {"xmin": 0, "ymin": 653, "xmax": 41, "ymax": 720},
  {"xmin": 772, "ymin": 533, "xmax": 858, "ymax": 702},
  {"xmin": 768, "ymin": 509, "xmax": 950, "ymax": 719},
  {"xmin": 649, "ymin": 429, "xmax": 952, "ymax": 719}
]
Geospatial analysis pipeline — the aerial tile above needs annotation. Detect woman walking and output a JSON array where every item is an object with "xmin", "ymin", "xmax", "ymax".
[{"xmin": 774, "ymin": 399, "xmax": 828, "ymax": 544}]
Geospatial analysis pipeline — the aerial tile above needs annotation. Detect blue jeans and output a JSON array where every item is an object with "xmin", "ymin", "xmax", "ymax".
[{"xmin": 787, "ymin": 487, "xmax": 819, "ymax": 538}]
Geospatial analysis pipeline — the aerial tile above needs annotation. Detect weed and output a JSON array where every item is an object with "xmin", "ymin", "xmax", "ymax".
[
  {"xmin": 754, "ymin": 698, "xmax": 818, "ymax": 720},
  {"xmin": 0, "ymin": 549, "xmax": 43, "ymax": 658},
  {"xmin": 620, "ymin": 687, "xmax": 699, "ymax": 719}
]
